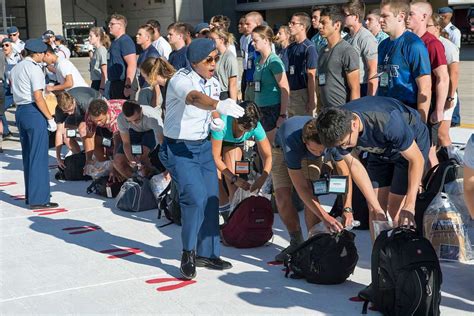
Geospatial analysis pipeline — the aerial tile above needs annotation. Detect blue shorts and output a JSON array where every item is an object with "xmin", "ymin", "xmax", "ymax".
[{"xmin": 117, "ymin": 129, "xmax": 156, "ymax": 154}]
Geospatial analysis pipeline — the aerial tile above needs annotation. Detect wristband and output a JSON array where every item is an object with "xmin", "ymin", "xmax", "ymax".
[
  {"xmin": 124, "ymin": 84, "xmax": 132, "ymax": 89},
  {"xmin": 279, "ymin": 114, "xmax": 287, "ymax": 118},
  {"xmin": 446, "ymin": 97, "xmax": 455, "ymax": 102}
]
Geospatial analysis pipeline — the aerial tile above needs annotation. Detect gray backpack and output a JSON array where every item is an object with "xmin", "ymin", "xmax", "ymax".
[{"xmin": 116, "ymin": 176, "xmax": 158, "ymax": 212}]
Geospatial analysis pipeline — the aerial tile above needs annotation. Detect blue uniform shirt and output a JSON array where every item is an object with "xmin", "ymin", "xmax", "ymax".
[
  {"xmin": 245, "ymin": 42, "xmax": 259, "ymax": 82},
  {"xmin": 107, "ymin": 34, "xmax": 136, "ymax": 81},
  {"xmin": 286, "ymin": 39, "xmax": 318, "ymax": 91},
  {"xmin": 339, "ymin": 96, "xmax": 428, "ymax": 159},
  {"xmin": 10, "ymin": 57, "xmax": 45, "ymax": 105},
  {"xmin": 168, "ymin": 46, "xmax": 190, "ymax": 70},
  {"xmin": 275, "ymin": 116, "xmax": 342, "ymax": 169},
  {"xmin": 376, "ymin": 31, "xmax": 431, "ymax": 106}
]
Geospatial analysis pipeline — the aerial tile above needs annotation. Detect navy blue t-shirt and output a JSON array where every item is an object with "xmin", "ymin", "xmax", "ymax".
[
  {"xmin": 286, "ymin": 39, "xmax": 318, "ymax": 91},
  {"xmin": 339, "ymin": 96, "xmax": 429, "ymax": 159},
  {"xmin": 277, "ymin": 46, "xmax": 289, "ymax": 71},
  {"xmin": 107, "ymin": 34, "xmax": 136, "ymax": 81},
  {"xmin": 137, "ymin": 45, "xmax": 161, "ymax": 87},
  {"xmin": 245, "ymin": 42, "xmax": 259, "ymax": 82},
  {"xmin": 276, "ymin": 116, "xmax": 342, "ymax": 169},
  {"xmin": 377, "ymin": 31, "xmax": 431, "ymax": 106},
  {"xmin": 169, "ymin": 46, "xmax": 190, "ymax": 70}
]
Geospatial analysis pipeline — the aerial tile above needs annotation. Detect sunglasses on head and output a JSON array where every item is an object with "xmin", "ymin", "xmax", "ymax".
[{"xmin": 204, "ymin": 55, "xmax": 220, "ymax": 64}]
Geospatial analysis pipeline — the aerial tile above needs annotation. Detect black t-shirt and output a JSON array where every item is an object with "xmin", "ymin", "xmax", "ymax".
[{"xmin": 55, "ymin": 87, "xmax": 100, "ymax": 124}]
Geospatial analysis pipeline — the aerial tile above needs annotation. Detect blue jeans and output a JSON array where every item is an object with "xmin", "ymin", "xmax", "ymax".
[{"xmin": 159, "ymin": 138, "xmax": 220, "ymax": 258}]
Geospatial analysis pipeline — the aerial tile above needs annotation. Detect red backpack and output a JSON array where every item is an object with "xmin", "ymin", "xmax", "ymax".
[{"xmin": 221, "ymin": 196, "xmax": 274, "ymax": 248}]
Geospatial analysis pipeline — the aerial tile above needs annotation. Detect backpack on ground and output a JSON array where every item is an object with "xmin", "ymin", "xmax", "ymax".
[
  {"xmin": 415, "ymin": 158, "xmax": 461, "ymax": 232},
  {"xmin": 55, "ymin": 152, "xmax": 92, "ymax": 181},
  {"xmin": 157, "ymin": 180, "xmax": 182, "ymax": 226},
  {"xmin": 284, "ymin": 230, "xmax": 358, "ymax": 285},
  {"xmin": 86, "ymin": 176, "xmax": 123, "ymax": 198},
  {"xmin": 116, "ymin": 176, "xmax": 158, "ymax": 212},
  {"xmin": 360, "ymin": 227, "xmax": 442, "ymax": 316},
  {"xmin": 221, "ymin": 196, "xmax": 274, "ymax": 248}
]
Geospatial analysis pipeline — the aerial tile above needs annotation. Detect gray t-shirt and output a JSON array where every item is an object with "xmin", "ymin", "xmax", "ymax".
[
  {"xmin": 215, "ymin": 49, "xmax": 239, "ymax": 93},
  {"xmin": 346, "ymin": 27, "xmax": 378, "ymax": 84},
  {"xmin": 318, "ymin": 40, "xmax": 359, "ymax": 108},
  {"xmin": 117, "ymin": 105, "xmax": 163, "ymax": 145},
  {"xmin": 89, "ymin": 46, "xmax": 107, "ymax": 81}
]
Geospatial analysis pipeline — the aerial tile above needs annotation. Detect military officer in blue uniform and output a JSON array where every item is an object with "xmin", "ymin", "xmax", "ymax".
[
  {"xmin": 159, "ymin": 39, "xmax": 245, "ymax": 280},
  {"xmin": 10, "ymin": 39, "xmax": 59, "ymax": 209}
]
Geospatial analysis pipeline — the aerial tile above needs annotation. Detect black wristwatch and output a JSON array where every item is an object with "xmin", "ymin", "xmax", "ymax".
[
  {"xmin": 279, "ymin": 114, "xmax": 287, "ymax": 118},
  {"xmin": 343, "ymin": 207, "xmax": 353, "ymax": 214},
  {"xmin": 230, "ymin": 175, "xmax": 238, "ymax": 184},
  {"xmin": 124, "ymin": 84, "xmax": 132, "ymax": 89},
  {"xmin": 446, "ymin": 96, "xmax": 455, "ymax": 102}
]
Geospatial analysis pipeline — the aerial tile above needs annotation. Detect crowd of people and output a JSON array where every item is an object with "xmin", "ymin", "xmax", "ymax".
[{"xmin": 0, "ymin": 0, "xmax": 473, "ymax": 281}]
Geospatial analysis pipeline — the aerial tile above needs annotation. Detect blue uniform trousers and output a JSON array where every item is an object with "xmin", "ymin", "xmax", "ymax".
[
  {"xmin": 159, "ymin": 138, "xmax": 220, "ymax": 258},
  {"xmin": 15, "ymin": 103, "xmax": 51, "ymax": 205}
]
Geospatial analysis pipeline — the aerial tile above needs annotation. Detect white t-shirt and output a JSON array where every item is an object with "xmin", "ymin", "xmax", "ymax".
[
  {"xmin": 55, "ymin": 58, "xmax": 88, "ymax": 90},
  {"xmin": 152, "ymin": 36, "xmax": 172, "ymax": 60},
  {"xmin": 118, "ymin": 105, "xmax": 163, "ymax": 145},
  {"xmin": 439, "ymin": 35, "xmax": 459, "ymax": 120}
]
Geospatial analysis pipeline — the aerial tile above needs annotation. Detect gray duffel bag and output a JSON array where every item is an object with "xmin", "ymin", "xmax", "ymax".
[{"xmin": 116, "ymin": 176, "xmax": 158, "ymax": 212}]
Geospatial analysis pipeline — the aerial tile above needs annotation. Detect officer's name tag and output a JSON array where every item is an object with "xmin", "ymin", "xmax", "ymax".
[
  {"xmin": 318, "ymin": 73, "xmax": 326, "ymax": 86},
  {"xmin": 328, "ymin": 176, "xmax": 348, "ymax": 194},
  {"xmin": 380, "ymin": 72, "xmax": 389, "ymax": 87},
  {"xmin": 254, "ymin": 81, "xmax": 261, "ymax": 92},
  {"xmin": 66, "ymin": 129, "xmax": 77, "ymax": 138},
  {"xmin": 131, "ymin": 144, "xmax": 143, "ymax": 155},
  {"xmin": 102, "ymin": 137, "xmax": 112, "ymax": 148},
  {"xmin": 235, "ymin": 160, "xmax": 250, "ymax": 175},
  {"xmin": 289, "ymin": 65, "xmax": 295, "ymax": 75}
]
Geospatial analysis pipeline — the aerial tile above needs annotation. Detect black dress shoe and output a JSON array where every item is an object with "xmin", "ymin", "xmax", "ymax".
[
  {"xmin": 29, "ymin": 202, "xmax": 59, "ymax": 210},
  {"xmin": 180, "ymin": 250, "xmax": 196, "ymax": 280},
  {"xmin": 196, "ymin": 256, "xmax": 232, "ymax": 270}
]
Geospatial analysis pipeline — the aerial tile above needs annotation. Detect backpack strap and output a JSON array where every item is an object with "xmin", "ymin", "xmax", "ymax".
[{"xmin": 361, "ymin": 301, "xmax": 369, "ymax": 314}]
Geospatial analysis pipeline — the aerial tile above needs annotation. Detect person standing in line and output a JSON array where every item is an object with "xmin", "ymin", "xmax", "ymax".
[
  {"xmin": 407, "ymin": 1, "xmax": 449, "ymax": 168},
  {"xmin": 159, "ymin": 39, "xmax": 245, "ymax": 280},
  {"xmin": 209, "ymin": 15, "xmax": 237, "ymax": 56},
  {"xmin": 2, "ymin": 38, "xmax": 22, "ymax": 138},
  {"xmin": 376, "ymin": 0, "xmax": 431, "ymax": 123},
  {"xmin": 107, "ymin": 14, "xmax": 137, "ymax": 99},
  {"xmin": 310, "ymin": 6, "xmax": 328, "ymax": 54},
  {"xmin": 287, "ymin": 12, "xmax": 318, "ymax": 116},
  {"xmin": 136, "ymin": 24, "xmax": 161, "ymax": 88},
  {"xmin": 209, "ymin": 28, "xmax": 239, "ymax": 100},
  {"xmin": 6, "ymin": 26, "xmax": 25, "ymax": 55},
  {"xmin": 89, "ymin": 27, "xmax": 110, "ymax": 93},
  {"xmin": 275, "ymin": 25, "xmax": 291, "ymax": 71},
  {"xmin": 243, "ymin": 11, "xmax": 264, "ymax": 102},
  {"xmin": 54, "ymin": 35, "xmax": 71, "ymax": 59},
  {"xmin": 147, "ymin": 19, "xmax": 172, "ymax": 60},
  {"xmin": 343, "ymin": 0, "xmax": 379, "ymax": 97},
  {"xmin": 365, "ymin": 9, "xmax": 389, "ymax": 44},
  {"xmin": 10, "ymin": 39, "xmax": 58, "ymax": 209},
  {"xmin": 317, "ymin": 6, "xmax": 360, "ymax": 108},
  {"xmin": 167, "ymin": 23, "xmax": 190, "ymax": 70},
  {"xmin": 238, "ymin": 15, "xmax": 250, "ymax": 100}
]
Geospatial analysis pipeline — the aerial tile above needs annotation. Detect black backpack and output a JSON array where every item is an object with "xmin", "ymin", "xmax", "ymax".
[
  {"xmin": 55, "ymin": 152, "xmax": 92, "ymax": 181},
  {"xmin": 360, "ymin": 227, "xmax": 442, "ymax": 316},
  {"xmin": 86, "ymin": 176, "xmax": 123, "ymax": 198},
  {"xmin": 415, "ymin": 159, "xmax": 460, "ymax": 232},
  {"xmin": 157, "ymin": 180, "xmax": 181, "ymax": 226},
  {"xmin": 284, "ymin": 230, "xmax": 359, "ymax": 285}
]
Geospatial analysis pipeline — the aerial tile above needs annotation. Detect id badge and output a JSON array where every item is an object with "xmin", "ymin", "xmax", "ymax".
[
  {"xmin": 247, "ymin": 59, "xmax": 253, "ymax": 69},
  {"xmin": 106, "ymin": 186, "xmax": 113, "ymax": 198},
  {"xmin": 235, "ymin": 160, "xmax": 250, "ymax": 175},
  {"xmin": 131, "ymin": 144, "xmax": 143, "ymax": 155},
  {"xmin": 380, "ymin": 72, "xmax": 389, "ymax": 87},
  {"xmin": 328, "ymin": 176, "xmax": 348, "ymax": 194},
  {"xmin": 289, "ymin": 65, "xmax": 295, "ymax": 75},
  {"xmin": 312, "ymin": 179, "xmax": 328, "ymax": 196},
  {"xmin": 66, "ymin": 129, "xmax": 77, "ymax": 138},
  {"xmin": 254, "ymin": 81, "xmax": 261, "ymax": 92},
  {"xmin": 102, "ymin": 137, "xmax": 112, "ymax": 148},
  {"xmin": 318, "ymin": 73, "xmax": 326, "ymax": 86}
]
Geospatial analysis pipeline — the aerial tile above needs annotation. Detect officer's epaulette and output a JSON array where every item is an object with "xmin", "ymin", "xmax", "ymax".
[{"xmin": 179, "ymin": 67, "xmax": 192, "ymax": 75}]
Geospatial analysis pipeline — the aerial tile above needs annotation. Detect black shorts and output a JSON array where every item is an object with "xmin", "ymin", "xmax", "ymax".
[
  {"xmin": 367, "ymin": 154, "xmax": 410, "ymax": 195},
  {"xmin": 117, "ymin": 130, "xmax": 156, "ymax": 154},
  {"xmin": 64, "ymin": 113, "xmax": 85, "ymax": 128},
  {"xmin": 109, "ymin": 80, "xmax": 128, "ymax": 100},
  {"xmin": 427, "ymin": 121, "xmax": 439, "ymax": 147},
  {"xmin": 222, "ymin": 140, "xmax": 244, "ymax": 148},
  {"xmin": 259, "ymin": 105, "xmax": 280, "ymax": 132}
]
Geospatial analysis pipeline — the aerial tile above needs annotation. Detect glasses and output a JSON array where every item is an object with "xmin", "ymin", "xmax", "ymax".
[
  {"xmin": 8, "ymin": 33, "xmax": 18, "ymax": 37},
  {"xmin": 2, "ymin": 44, "xmax": 10, "ymax": 48},
  {"xmin": 204, "ymin": 55, "xmax": 220, "ymax": 64},
  {"xmin": 341, "ymin": 129, "xmax": 353, "ymax": 149},
  {"xmin": 288, "ymin": 21, "xmax": 303, "ymax": 26}
]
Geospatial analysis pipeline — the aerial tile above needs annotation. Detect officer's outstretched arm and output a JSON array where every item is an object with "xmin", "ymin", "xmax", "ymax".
[{"xmin": 185, "ymin": 90, "xmax": 218, "ymax": 110}]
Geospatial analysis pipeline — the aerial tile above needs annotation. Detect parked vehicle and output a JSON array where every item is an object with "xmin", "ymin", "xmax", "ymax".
[{"xmin": 63, "ymin": 21, "xmax": 95, "ymax": 57}]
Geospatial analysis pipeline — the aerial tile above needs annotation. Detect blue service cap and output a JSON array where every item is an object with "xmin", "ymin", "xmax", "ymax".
[
  {"xmin": 25, "ymin": 38, "xmax": 48, "ymax": 53},
  {"xmin": 7, "ymin": 26, "xmax": 19, "ymax": 34},
  {"xmin": 438, "ymin": 7, "xmax": 453, "ymax": 14},
  {"xmin": 42, "ymin": 30, "xmax": 55, "ymax": 41},
  {"xmin": 55, "ymin": 35, "xmax": 64, "ymax": 41},
  {"xmin": 186, "ymin": 38, "xmax": 216, "ymax": 64},
  {"xmin": 194, "ymin": 22, "xmax": 210, "ymax": 34},
  {"xmin": 2, "ymin": 38, "xmax": 13, "ymax": 45}
]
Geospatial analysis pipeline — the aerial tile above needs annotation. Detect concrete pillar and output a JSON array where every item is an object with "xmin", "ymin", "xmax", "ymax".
[
  {"xmin": 27, "ymin": 0, "xmax": 63, "ymax": 38},
  {"xmin": 174, "ymin": 0, "xmax": 204, "ymax": 26}
]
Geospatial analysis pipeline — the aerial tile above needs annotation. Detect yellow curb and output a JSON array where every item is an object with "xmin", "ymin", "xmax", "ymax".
[{"xmin": 459, "ymin": 124, "xmax": 474, "ymax": 129}]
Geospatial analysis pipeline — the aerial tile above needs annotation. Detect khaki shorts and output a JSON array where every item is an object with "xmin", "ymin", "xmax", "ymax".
[
  {"xmin": 288, "ymin": 88, "xmax": 317, "ymax": 117},
  {"xmin": 272, "ymin": 147, "xmax": 322, "ymax": 190}
]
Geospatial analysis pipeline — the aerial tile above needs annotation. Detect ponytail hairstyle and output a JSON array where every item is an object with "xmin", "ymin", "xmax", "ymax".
[
  {"xmin": 140, "ymin": 57, "xmax": 176, "ymax": 86},
  {"xmin": 252, "ymin": 25, "xmax": 276, "ymax": 44},
  {"xmin": 209, "ymin": 28, "xmax": 235, "ymax": 46},
  {"xmin": 236, "ymin": 101, "xmax": 261, "ymax": 131},
  {"xmin": 90, "ymin": 27, "xmax": 111, "ymax": 49}
]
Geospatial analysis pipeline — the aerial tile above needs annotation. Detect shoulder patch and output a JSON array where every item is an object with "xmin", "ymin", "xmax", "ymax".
[
  {"xmin": 450, "ymin": 25, "xmax": 456, "ymax": 30},
  {"xmin": 179, "ymin": 67, "xmax": 191, "ymax": 75}
]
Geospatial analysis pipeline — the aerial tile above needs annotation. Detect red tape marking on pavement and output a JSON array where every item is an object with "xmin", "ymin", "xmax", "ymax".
[
  {"xmin": 99, "ymin": 247, "xmax": 143, "ymax": 259},
  {"xmin": 62, "ymin": 226, "xmax": 102, "ymax": 235},
  {"xmin": 267, "ymin": 261, "xmax": 283, "ymax": 266},
  {"xmin": 32, "ymin": 208, "xmax": 68, "ymax": 216},
  {"xmin": 0, "ymin": 182, "xmax": 17, "ymax": 187},
  {"xmin": 349, "ymin": 296, "xmax": 364, "ymax": 302},
  {"xmin": 10, "ymin": 195, "xmax": 25, "ymax": 200},
  {"xmin": 146, "ymin": 277, "xmax": 196, "ymax": 292}
]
